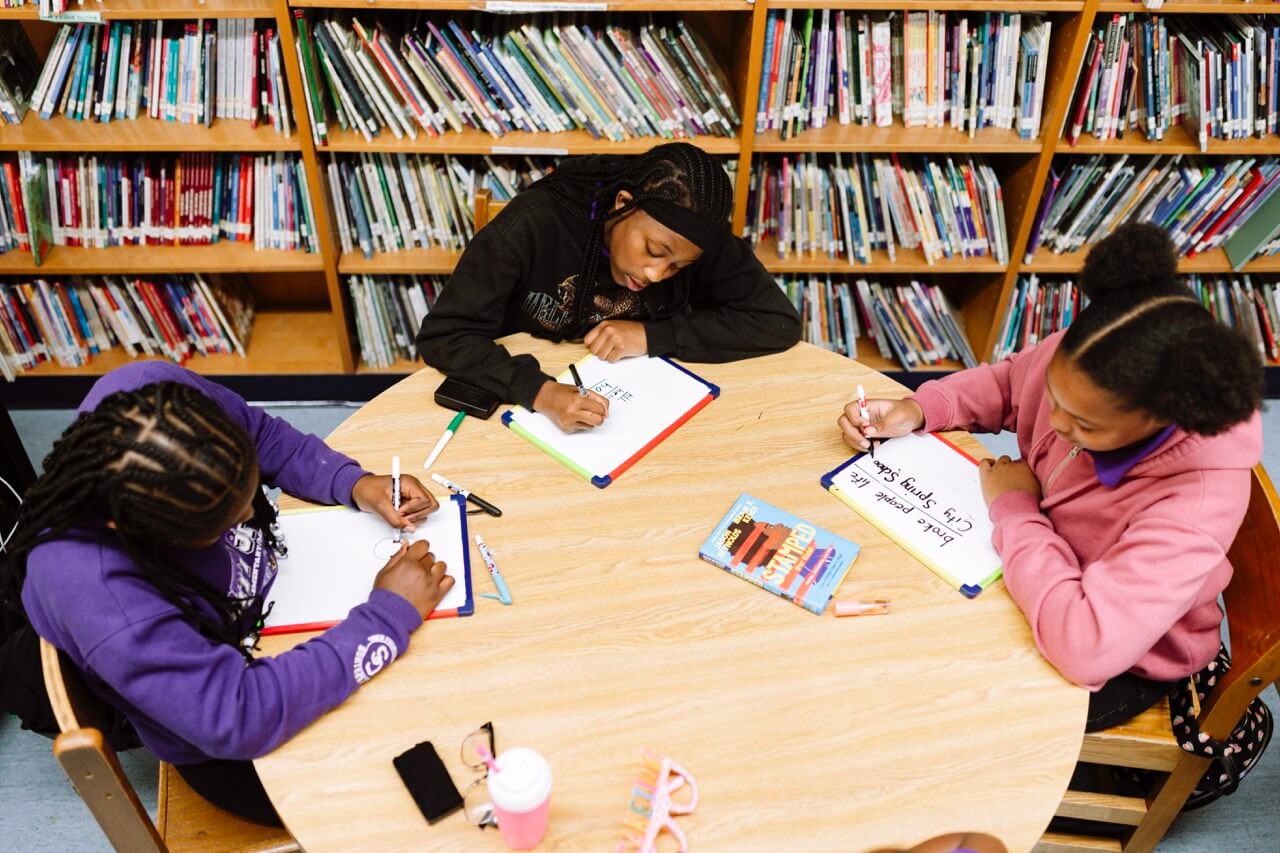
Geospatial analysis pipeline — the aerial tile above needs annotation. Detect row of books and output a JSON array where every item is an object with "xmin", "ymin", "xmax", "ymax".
[
  {"xmin": 348, "ymin": 274, "xmax": 445, "ymax": 368},
  {"xmin": 327, "ymin": 153, "xmax": 475, "ymax": 258},
  {"xmin": 6, "ymin": 19, "xmax": 293, "ymax": 132},
  {"xmin": 745, "ymin": 153, "xmax": 1009, "ymax": 266},
  {"xmin": 756, "ymin": 10, "xmax": 1051, "ymax": 140},
  {"xmin": 0, "ymin": 152, "xmax": 319, "ymax": 255},
  {"xmin": 1025, "ymin": 154, "xmax": 1280, "ymax": 261},
  {"xmin": 778, "ymin": 274, "xmax": 977, "ymax": 370},
  {"xmin": 0, "ymin": 274, "xmax": 255, "ymax": 381},
  {"xmin": 1063, "ymin": 14, "xmax": 1280, "ymax": 148},
  {"xmin": 993, "ymin": 272, "xmax": 1280, "ymax": 364},
  {"xmin": 990, "ymin": 274, "xmax": 1085, "ymax": 361},
  {"xmin": 295, "ymin": 12, "xmax": 739, "ymax": 147}
]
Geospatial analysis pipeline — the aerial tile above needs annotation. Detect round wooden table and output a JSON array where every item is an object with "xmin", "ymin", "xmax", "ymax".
[{"xmin": 256, "ymin": 337, "xmax": 1086, "ymax": 852}]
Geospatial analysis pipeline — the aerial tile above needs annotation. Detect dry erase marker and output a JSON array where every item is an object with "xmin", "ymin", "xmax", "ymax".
[
  {"xmin": 856, "ymin": 384, "xmax": 875, "ymax": 459},
  {"xmin": 568, "ymin": 363, "xmax": 587, "ymax": 397},
  {"xmin": 834, "ymin": 599, "xmax": 890, "ymax": 618},
  {"xmin": 474, "ymin": 534, "xmax": 513, "ymax": 605},
  {"xmin": 430, "ymin": 473, "xmax": 503, "ymax": 518},
  {"xmin": 424, "ymin": 411, "xmax": 466, "ymax": 470},
  {"xmin": 392, "ymin": 456, "xmax": 402, "ymax": 544}
]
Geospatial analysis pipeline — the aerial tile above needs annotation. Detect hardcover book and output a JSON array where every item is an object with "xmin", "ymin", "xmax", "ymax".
[{"xmin": 699, "ymin": 492, "xmax": 859, "ymax": 614}]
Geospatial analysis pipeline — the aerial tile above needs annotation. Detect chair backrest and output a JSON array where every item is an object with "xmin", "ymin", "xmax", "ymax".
[
  {"xmin": 473, "ymin": 189, "xmax": 508, "ymax": 232},
  {"xmin": 1208, "ymin": 464, "xmax": 1280, "ymax": 738},
  {"xmin": 40, "ymin": 637, "xmax": 167, "ymax": 853}
]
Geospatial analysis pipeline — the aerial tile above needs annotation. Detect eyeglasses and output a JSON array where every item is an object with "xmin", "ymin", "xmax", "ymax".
[{"xmin": 461, "ymin": 722, "xmax": 497, "ymax": 828}]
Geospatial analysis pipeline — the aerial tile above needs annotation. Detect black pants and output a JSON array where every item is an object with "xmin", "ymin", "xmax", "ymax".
[
  {"xmin": 173, "ymin": 759, "xmax": 284, "ymax": 827},
  {"xmin": 1086, "ymin": 669, "xmax": 1176, "ymax": 732}
]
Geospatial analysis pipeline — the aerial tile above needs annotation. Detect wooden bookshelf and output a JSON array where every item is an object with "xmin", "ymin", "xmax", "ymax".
[
  {"xmin": 755, "ymin": 236, "xmax": 1006, "ymax": 274},
  {"xmin": 1022, "ymin": 246, "xmax": 1280, "ymax": 276},
  {"xmin": 338, "ymin": 248, "xmax": 461, "ymax": 276},
  {"xmin": 0, "ymin": 244, "xmax": 324, "ymax": 274},
  {"xmin": 288, "ymin": 0, "xmax": 753, "ymax": 9},
  {"xmin": 322, "ymin": 127, "xmax": 739, "ymax": 157},
  {"xmin": 0, "ymin": 0, "xmax": 275, "ymax": 20},
  {"xmin": 0, "ymin": 114, "xmax": 300, "ymax": 152},
  {"xmin": 753, "ymin": 123, "xmax": 1041, "ymax": 153},
  {"xmin": 1063, "ymin": 122, "xmax": 1280, "ymax": 156},
  {"xmin": 6, "ymin": 0, "xmax": 1280, "ymax": 389},
  {"xmin": 16, "ymin": 309, "xmax": 343, "ymax": 375}
]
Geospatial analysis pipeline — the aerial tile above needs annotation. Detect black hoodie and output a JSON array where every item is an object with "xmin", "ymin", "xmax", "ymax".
[{"xmin": 415, "ymin": 187, "xmax": 802, "ymax": 409}]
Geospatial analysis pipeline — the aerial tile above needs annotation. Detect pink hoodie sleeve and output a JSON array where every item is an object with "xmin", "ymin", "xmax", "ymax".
[
  {"xmin": 989, "ymin": 480, "xmax": 1230, "ymax": 689},
  {"xmin": 909, "ymin": 338, "xmax": 1050, "ymax": 435}
]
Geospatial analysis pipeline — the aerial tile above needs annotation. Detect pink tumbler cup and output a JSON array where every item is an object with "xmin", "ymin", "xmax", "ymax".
[{"xmin": 487, "ymin": 747, "xmax": 552, "ymax": 850}]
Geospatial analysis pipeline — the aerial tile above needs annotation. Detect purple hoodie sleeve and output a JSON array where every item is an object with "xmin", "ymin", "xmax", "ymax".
[
  {"xmin": 80, "ymin": 588, "xmax": 422, "ymax": 761},
  {"xmin": 79, "ymin": 363, "xmax": 367, "ymax": 508}
]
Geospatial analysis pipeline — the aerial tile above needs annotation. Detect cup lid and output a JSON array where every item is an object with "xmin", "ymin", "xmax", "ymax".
[{"xmin": 488, "ymin": 747, "xmax": 552, "ymax": 813}]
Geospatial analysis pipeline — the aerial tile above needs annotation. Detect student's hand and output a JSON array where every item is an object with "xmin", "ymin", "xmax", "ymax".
[
  {"xmin": 838, "ymin": 398, "xmax": 924, "ymax": 452},
  {"xmin": 352, "ymin": 473, "xmax": 439, "ymax": 534},
  {"xmin": 373, "ymin": 540, "xmax": 454, "ymax": 620},
  {"xmin": 584, "ymin": 320, "xmax": 647, "ymax": 362},
  {"xmin": 533, "ymin": 380, "xmax": 610, "ymax": 432},
  {"xmin": 978, "ymin": 456, "xmax": 1042, "ymax": 506}
]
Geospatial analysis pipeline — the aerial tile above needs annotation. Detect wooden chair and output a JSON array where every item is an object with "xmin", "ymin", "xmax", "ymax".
[
  {"xmin": 40, "ymin": 637, "xmax": 298, "ymax": 853},
  {"xmin": 1036, "ymin": 464, "xmax": 1280, "ymax": 853},
  {"xmin": 473, "ymin": 188, "xmax": 508, "ymax": 231}
]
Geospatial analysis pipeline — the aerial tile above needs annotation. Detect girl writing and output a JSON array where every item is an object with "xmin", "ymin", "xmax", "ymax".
[
  {"xmin": 0, "ymin": 361, "xmax": 453, "ymax": 824},
  {"xmin": 417, "ymin": 142, "xmax": 801, "ymax": 432},
  {"xmin": 839, "ymin": 223, "xmax": 1263, "ymax": 730}
]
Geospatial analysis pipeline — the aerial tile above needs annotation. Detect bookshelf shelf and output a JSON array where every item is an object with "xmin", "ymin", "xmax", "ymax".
[
  {"xmin": 1021, "ymin": 246, "xmax": 1280, "ymax": 275},
  {"xmin": 767, "ymin": 1, "xmax": 1084, "ymax": 10},
  {"xmin": 1061, "ymin": 123, "xmax": 1280, "ymax": 156},
  {"xmin": 0, "ymin": 114, "xmax": 301, "ymax": 153},
  {"xmin": 0, "ymin": 0, "xmax": 275, "ymax": 20},
  {"xmin": 322, "ymin": 127, "xmax": 740, "ymax": 157},
  {"xmin": 755, "ymin": 237, "xmax": 1005, "ymax": 274},
  {"xmin": 754, "ymin": 123, "xmax": 1041, "ymax": 153},
  {"xmin": 16, "ymin": 309, "xmax": 344, "ymax": 376},
  {"xmin": 1096, "ymin": 1, "xmax": 1280, "ymax": 14},
  {"xmin": 288, "ymin": 0, "xmax": 753, "ymax": 9},
  {"xmin": 0, "ymin": 244, "xmax": 324, "ymax": 275},
  {"xmin": 338, "ymin": 248, "xmax": 461, "ymax": 275}
]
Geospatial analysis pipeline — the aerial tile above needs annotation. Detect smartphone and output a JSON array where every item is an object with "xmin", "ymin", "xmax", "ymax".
[
  {"xmin": 392, "ymin": 741, "xmax": 465, "ymax": 824},
  {"xmin": 435, "ymin": 377, "xmax": 501, "ymax": 419}
]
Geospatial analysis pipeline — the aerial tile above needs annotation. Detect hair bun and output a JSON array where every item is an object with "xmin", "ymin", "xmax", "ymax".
[{"xmin": 1080, "ymin": 222, "xmax": 1180, "ymax": 300}]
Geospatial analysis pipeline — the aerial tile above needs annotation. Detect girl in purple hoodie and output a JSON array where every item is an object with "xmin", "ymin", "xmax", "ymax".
[
  {"xmin": 1, "ymin": 362, "xmax": 454, "ymax": 825},
  {"xmin": 839, "ymin": 223, "xmax": 1264, "ymax": 731}
]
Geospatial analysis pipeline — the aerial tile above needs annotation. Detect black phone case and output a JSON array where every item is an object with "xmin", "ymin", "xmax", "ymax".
[
  {"xmin": 392, "ymin": 741, "xmax": 465, "ymax": 824},
  {"xmin": 435, "ymin": 377, "xmax": 501, "ymax": 419}
]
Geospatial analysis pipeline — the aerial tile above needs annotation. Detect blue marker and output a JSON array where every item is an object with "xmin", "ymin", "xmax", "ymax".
[{"xmin": 474, "ymin": 534, "xmax": 513, "ymax": 605}]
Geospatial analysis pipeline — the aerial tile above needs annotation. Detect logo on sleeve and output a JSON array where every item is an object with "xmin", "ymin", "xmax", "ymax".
[{"xmin": 353, "ymin": 634, "xmax": 398, "ymax": 684}]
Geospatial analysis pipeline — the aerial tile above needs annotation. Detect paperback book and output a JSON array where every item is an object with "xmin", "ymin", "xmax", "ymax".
[{"xmin": 699, "ymin": 492, "xmax": 859, "ymax": 615}]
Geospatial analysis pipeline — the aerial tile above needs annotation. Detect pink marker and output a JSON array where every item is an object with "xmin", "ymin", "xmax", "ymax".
[
  {"xmin": 856, "ymin": 384, "xmax": 875, "ymax": 458},
  {"xmin": 834, "ymin": 599, "xmax": 891, "ymax": 618}
]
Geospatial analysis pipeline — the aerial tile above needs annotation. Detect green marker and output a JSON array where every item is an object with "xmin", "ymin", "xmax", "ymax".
[{"xmin": 423, "ymin": 411, "xmax": 466, "ymax": 470}]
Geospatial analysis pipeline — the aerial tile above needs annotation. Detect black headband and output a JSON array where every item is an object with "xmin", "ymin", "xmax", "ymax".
[{"xmin": 638, "ymin": 198, "xmax": 730, "ymax": 251}]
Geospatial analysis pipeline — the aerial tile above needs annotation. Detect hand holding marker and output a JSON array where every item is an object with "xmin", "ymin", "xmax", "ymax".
[{"xmin": 856, "ymin": 384, "xmax": 875, "ymax": 459}]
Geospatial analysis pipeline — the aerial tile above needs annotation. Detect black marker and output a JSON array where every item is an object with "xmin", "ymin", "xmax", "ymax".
[
  {"xmin": 568, "ymin": 363, "xmax": 587, "ymax": 397},
  {"xmin": 430, "ymin": 473, "xmax": 503, "ymax": 518}
]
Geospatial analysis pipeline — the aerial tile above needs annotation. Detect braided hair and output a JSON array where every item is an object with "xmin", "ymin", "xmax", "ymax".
[
  {"xmin": 1, "ymin": 381, "xmax": 281, "ymax": 662},
  {"xmin": 1060, "ymin": 223, "xmax": 1263, "ymax": 435},
  {"xmin": 529, "ymin": 142, "xmax": 734, "ymax": 331}
]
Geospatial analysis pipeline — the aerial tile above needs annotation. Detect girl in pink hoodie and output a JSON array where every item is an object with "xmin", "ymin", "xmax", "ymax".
[{"xmin": 839, "ymin": 223, "xmax": 1264, "ymax": 730}]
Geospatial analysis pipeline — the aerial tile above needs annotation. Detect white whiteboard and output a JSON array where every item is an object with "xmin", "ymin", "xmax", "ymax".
[
  {"xmin": 263, "ymin": 495, "xmax": 472, "ymax": 633},
  {"xmin": 822, "ymin": 433, "xmax": 1003, "ymax": 596},
  {"xmin": 502, "ymin": 355, "xmax": 717, "ymax": 487}
]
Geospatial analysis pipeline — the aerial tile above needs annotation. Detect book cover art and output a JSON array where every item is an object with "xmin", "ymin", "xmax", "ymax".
[{"xmin": 699, "ymin": 492, "xmax": 859, "ymax": 614}]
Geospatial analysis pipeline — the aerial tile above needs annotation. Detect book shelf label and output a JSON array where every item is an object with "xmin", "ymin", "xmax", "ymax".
[{"xmin": 485, "ymin": 2, "xmax": 607, "ymax": 12}]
